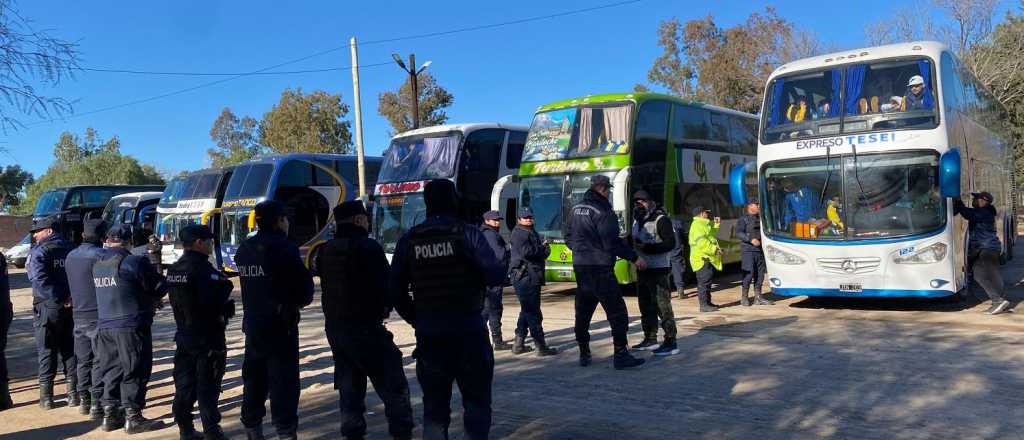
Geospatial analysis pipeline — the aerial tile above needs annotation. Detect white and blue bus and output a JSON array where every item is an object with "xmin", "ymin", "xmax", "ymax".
[{"xmin": 730, "ymin": 41, "xmax": 1016, "ymax": 298}]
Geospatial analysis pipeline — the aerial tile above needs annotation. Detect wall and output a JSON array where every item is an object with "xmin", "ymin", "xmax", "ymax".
[{"xmin": 0, "ymin": 215, "xmax": 31, "ymax": 248}]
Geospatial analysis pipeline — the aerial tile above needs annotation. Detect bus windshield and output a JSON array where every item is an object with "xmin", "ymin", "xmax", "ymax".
[
  {"xmin": 372, "ymin": 193, "xmax": 427, "ymax": 254},
  {"xmin": 377, "ymin": 134, "xmax": 461, "ymax": 184},
  {"xmin": 34, "ymin": 190, "xmax": 67, "ymax": 215},
  {"xmin": 521, "ymin": 104, "xmax": 633, "ymax": 162},
  {"xmin": 159, "ymin": 178, "xmax": 185, "ymax": 205},
  {"xmin": 223, "ymin": 164, "xmax": 274, "ymax": 201},
  {"xmin": 519, "ymin": 171, "xmax": 619, "ymax": 241},
  {"xmin": 223, "ymin": 209, "xmax": 254, "ymax": 246},
  {"xmin": 102, "ymin": 199, "xmax": 134, "ymax": 225},
  {"xmin": 762, "ymin": 150, "xmax": 943, "ymax": 240},
  {"xmin": 763, "ymin": 58, "xmax": 937, "ymax": 143}
]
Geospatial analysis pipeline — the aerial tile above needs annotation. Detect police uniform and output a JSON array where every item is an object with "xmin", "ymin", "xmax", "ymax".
[
  {"xmin": 479, "ymin": 210, "xmax": 511, "ymax": 351},
  {"xmin": 65, "ymin": 219, "xmax": 110, "ymax": 419},
  {"xmin": 509, "ymin": 207, "xmax": 557, "ymax": 356},
  {"xmin": 0, "ymin": 253, "xmax": 13, "ymax": 411},
  {"xmin": 27, "ymin": 215, "xmax": 76, "ymax": 408},
  {"xmin": 629, "ymin": 191, "xmax": 678, "ymax": 355},
  {"xmin": 237, "ymin": 201, "xmax": 314, "ymax": 440},
  {"xmin": 315, "ymin": 201, "xmax": 413, "ymax": 440},
  {"xmin": 736, "ymin": 211, "xmax": 772, "ymax": 306},
  {"xmin": 389, "ymin": 179, "xmax": 504, "ymax": 440},
  {"xmin": 167, "ymin": 225, "xmax": 234, "ymax": 440},
  {"xmin": 564, "ymin": 177, "xmax": 644, "ymax": 369},
  {"xmin": 94, "ymin": 224, "xmax": 168, "ymax": 433}
]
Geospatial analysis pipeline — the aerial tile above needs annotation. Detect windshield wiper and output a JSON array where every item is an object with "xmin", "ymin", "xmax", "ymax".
[
  {"xmin": 819, "ymin": 143, "xmax": 832, "ymax": 207},
  {"xmin": 850, "ymin": 143, "xmax": 869, "ymax": 206}
]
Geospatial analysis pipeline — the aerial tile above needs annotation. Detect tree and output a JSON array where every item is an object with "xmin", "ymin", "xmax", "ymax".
[
  {"xmin": 207, "ymin": 107, "xmax": 263, "ymax": 167},
  {"xmin": 51, "ymin": 127, "xmax": 121, "ymax": 162},
  {"xmin": 0, "ymin": 0, "xmax": 79, "ymax": 133},
  {"xmin": 0, "ymin": 164, "xmax": 32, "ymax": 211},
  {"xmin": 641, "ymin": 8, "xmax": 824, "ymax": 114},
  {"xmin": 17, "ymin": 151, "xmax": 164, "ymax": 214},
  {"xmin": 377, "ymin": 71, "xmax": 454, "ymax": 134},
  {"xmin": 260, "ymin": 88, "xmax": 353, "ymax": 154}
]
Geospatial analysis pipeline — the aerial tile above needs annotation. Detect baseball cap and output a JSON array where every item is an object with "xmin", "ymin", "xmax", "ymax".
[
  {"xmin": 908, "ymin": 75, "xmax": 925, "ymax": 87},
  {"xmin": 179, "ymin": 224, "xmax": 214, "ymax": 244},
  {"xmin": 518, "ymin": 207, "xmax": 535, "ymax": 218},
  {"xmin": 482, "ymin": 210, "xmax": 503, "ymax": 221},
  {"xmin": 632, "ymin": 190, "xmax": 652, "ymax": 202},
  {"xmin": 105, "ymin": 224, "xmax": 133, "ymax": 242},
  {"xmin": 590, "ymin": 175, "xmax": 613, "ymax": 189},
  {"xmin": 971, "ymin": 191, "xmax": 994, "ymax": 203},
  {"xmin": 691, "ymin": 206, "xmax": 710, "ymax": 216},
  {"xmin": 333, "ymin": 200, "xmax": 368, "ymax": 221},
  {"xmin": 30, "ymin": 214, "xmax": 60, "ymax": 232}
]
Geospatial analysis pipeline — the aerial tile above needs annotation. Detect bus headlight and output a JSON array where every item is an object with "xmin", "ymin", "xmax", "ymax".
[
  {"xmin": 892, "ymin": 243, "xmax": 947, "ymax": 264},
  {"xmin": 765, "ymin": 245, "xmax": 805, "ymax": 265}
]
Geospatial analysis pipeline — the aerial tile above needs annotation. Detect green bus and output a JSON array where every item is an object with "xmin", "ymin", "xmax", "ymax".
[{"xmin": 499, "ymin": 92, "xmax": 758, "ymax": 284}]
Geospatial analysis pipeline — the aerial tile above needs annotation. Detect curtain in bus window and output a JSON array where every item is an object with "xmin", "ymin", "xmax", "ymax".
[
  {"xmin": 578, "ymin": 107, "xmax": 629, "ymax": 155},
  {"xmin": 769, "ymin": 78, "xmax": 785, "ymax": 127},
  {"xmin": 917, "ymin": 59, "xmax": 935, "ymax": 109},
  {"xmin": 845, "ymin": 65, "xmax": 866, "ymax": 115},
  {"xmin": 383, "ymin": 137, "xmax": 459, "ymax": 182},
  {"xmin": 829, "ymin": 68, "xmax": 842, "ymax": 117}
]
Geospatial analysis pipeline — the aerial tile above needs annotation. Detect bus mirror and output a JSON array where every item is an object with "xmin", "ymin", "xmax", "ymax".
[
  {"xmin": 729, "ymin": 162, "xmax": 755, "ymax": 206},
  {"xmin": 939, "ymin": 149, "xmax": 961, "ymax": 198},
  {"xmin": 247, "ymin": 210, "xmax": 257, "ymax": 230}
]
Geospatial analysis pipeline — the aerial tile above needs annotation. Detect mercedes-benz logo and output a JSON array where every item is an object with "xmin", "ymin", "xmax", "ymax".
[{"xmin": 841, "ymin": 259, "xmax": 857, "ymax": 273}]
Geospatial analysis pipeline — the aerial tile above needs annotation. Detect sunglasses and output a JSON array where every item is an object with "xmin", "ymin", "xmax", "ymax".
[{"xmin": 520, "ymin": 216, "xmax": 534, "ymax": 220}]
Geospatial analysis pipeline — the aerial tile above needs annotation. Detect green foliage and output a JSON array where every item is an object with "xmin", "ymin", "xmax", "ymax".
[
  {"xmin": 260, "ymin": 88, "xmax": 353, "ymax": 154},
  {"xmin": 377, "ymin": 71, "xmax": 454, "ymax": 134},
  {"xmin": 52, "ymin": 128, "xmax": 122, "ymax": 163},
  {"xmin": 207, "ymin": 107, "xmax": 263, "ymax": 167},
  {"xmin": 0, "ymin": 164, "xmax": 33, "ymax": 211}
]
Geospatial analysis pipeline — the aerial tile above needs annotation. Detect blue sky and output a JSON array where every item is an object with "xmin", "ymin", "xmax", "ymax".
[{"xmin": 2, "ymin": 0, "xmax": 1013, "ymax": 177}]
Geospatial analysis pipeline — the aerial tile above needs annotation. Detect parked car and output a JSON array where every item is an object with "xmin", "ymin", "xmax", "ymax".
[{"xmin": 4, "ymin": 234, "xmax": 30, "ymax": 268}]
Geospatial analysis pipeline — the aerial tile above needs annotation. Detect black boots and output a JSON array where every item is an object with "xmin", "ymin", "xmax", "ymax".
[
  {"xmin": 534, "ymin": 334, "xmax": 558, "ymax": 356},
  {"xmin": 0, "ymin": 381, "xmax": 13, "ymax": 411},
  {"xmin": 754, "ymin": 291, "xmax": 774, "ymax": 305},
  {"xmin": 740, "ymin": 290, "xmax": 751, "ymax": 307},
  {"xmin": 246, "ymin": 425, "xmax": 266, "ymax": 440},
  {"xmin": 178, "ymin": 424, "xmax": 204, "ymax": 440},
  {"xmin": 511, "ymin": 336, "xmax": 534, "ymax": 355},
  {"xmin": 103, "ymin": 405, "xmax": 125, "ymax": 432},
  {"xmin": 579, "ymin": 345, "xmax": 592, "ymax": 367},
  {"xmin": 78, "ymin": 391, "xmax": 91, "ymax": 415},
  {"xmin": 67, "ymin": 378, "xmax": 80, "ymax": 407},
  {"xmin": 276, "ymin": 424, "xmax": 298, "ymax": 440},
  {"xmin": 491, "ymin": 333, "xmax": 512, "ymax": 351},
  {"xmin": 89, "ymin": 394, "xmax": 104, "ymax": 421},
  {"xmin": 38, "ymin": 382, "xmax": 55, "ymax": 410},
  {"xmin": 613, "ymin": 346, "xmax": 645, "ymax": 370},
  {"xmin": 204, "ymin": 425, "xmax": 228, "ymax": 440},
  {"xmin": 699, "ymin": 302, "xmax": 719, "ymax": 313},
  {"xmin": 124, "ymin": 407, "xmax": 167, "ymax": 434}
]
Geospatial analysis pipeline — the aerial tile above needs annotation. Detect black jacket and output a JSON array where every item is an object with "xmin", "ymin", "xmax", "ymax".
[
  {"xmin": 479, "ymin": 224, "xmax": 510, "ymax": 279},
  {"xmin": 566, "ymin": 190, "xmax": 637, "ymax": 267},
  {"xmin": 510, "ymin": 225, "xmax": 550, "ymax": 285},
  {"xmin": 1, "ymin": 254, "xmax": 9, "ymax": 316},
  {"xmin": 236, "ymin": 230, "xmax": 314, "ymax": 338},
  {"xmin": 167, "ymin": 249, "xmax": 235, "ymax": 350},
  {"xmin": 954, "ymin": 200, "xmax": 1001, "ymax": 252},
  {"xmin": 736, "ymin": 213, "xmax": 763, "ymax": 254},
  {"xmin": 66, "ymin": 241, "xmax": 105, "ymax": 321},
  {"xmin": 315, "ymin": 223, "xmax": 392, "ymax": 325}
]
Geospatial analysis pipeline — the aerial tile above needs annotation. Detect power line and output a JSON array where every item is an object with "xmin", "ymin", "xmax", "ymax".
[{"xmin": 21, "ymin": 0, "xmax": 641, "ymax": 78}]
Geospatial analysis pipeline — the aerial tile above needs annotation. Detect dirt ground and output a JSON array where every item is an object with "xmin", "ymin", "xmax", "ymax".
[{"xmin": 2, "ymin": 241, "xmax": 1024, "ymax": 440}]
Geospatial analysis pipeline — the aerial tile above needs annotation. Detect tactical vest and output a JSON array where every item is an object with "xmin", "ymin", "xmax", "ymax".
[
  {"xmin": 318, "ymin": 238, "xmax": 360, "ymax": 322},
  {"xmin": 66, "ymin": 245, "xmax": 101, "ymax": 320},
  {"xmin": 632, "ymin": 213, "xmax": 671, "ymax": 269},
  {"xmin": 407, "ymin": 222, "xmax": 482, "ymax": 313},
  {"xmin": 94, "ymin": 254, "xmax": 144, "ymax": 322},
  {"xmin": 32, "ymin": 239, "xmax": 69, "ymax": 303},
  {"xmin": 167, "ymin": 261, "xmax": 200, "ymax": 334}
]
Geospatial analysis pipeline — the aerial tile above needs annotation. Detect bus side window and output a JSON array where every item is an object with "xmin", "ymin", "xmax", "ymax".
[
  {"xmin": 506, "ymin": 130, "xmax": 527, "ymax": 170},
  {"xmin": 635, "ymin": 101, "xmax": 670, "ymax": 203},
  {"xmin": 277, "ymin": 160, "xmax": 328, "ymax": 246},
  {"xmin": 459, "ymin": 129, "xmax": 504, "ymax": 221},
  {"xmin": 670, "ymin": 104, "xmax": 711, "ymax": 146},
  {"xmin": 729, "ymin": 116, "xmax": 757, "ymax": 156}
]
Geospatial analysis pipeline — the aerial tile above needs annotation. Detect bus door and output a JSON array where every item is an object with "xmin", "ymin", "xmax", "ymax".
[
  {"xmin": 458, "ymin": 129, "xmax": 505, "ymax": 225},
  {"xmin": 492, "ymin": 130, "xmax": 526, "ymax": 238}
]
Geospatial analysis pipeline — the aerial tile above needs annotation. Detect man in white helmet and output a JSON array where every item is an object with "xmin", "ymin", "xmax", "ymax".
[{"xmin": 903, "ymin": 75, "xmax": 933, "ymax": 111}]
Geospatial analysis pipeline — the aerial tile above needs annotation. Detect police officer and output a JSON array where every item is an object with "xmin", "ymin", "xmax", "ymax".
[
  {"xmin": 168, "ymin": 225, "xmax": 234, "ymax": 440},
  {"xmin": 315, "ymin": 201, "xmax": 414, "ymax": 440},
  {"xmin": 480, "ymin": 210, "xmax": 512, "ymax": 351},
  {"xmin": 736, "ymin": 201, "xmax": 773, "ymax": 307},
  {"xmin": 27, "ymin": 214, "xmax": 76, "ymax": 409},
  {"xmin": 629, "ymin": 190, "xmax": 678, "ymax": 356},
  {"xmin": 956, "ymin": 192, "xmax": 1012, "ymax": 315},
  {"xmin": 237, "ymin": 200, "xmax": 314, "ymax": 440},
  {"xmin": 565, "ymin": 175, "xmax": 646, "ymax": 370},
  {"xmin": 509, "ymin": 207, "xmax": 557, "ymax": 357},
  {"xmin": 94, "ymin": 224, "xmax": 168, "ymax": 434},
  {"xmin": 0, "ymin": 252, "xmax": 12, "ymax": 411},
  {"xmin": 65, "ymin": 219, "xmax": 109, "ymax": 420},
  {"xmin": 389, "ymin": 179, "xmax": 505, "ymax": 440}
]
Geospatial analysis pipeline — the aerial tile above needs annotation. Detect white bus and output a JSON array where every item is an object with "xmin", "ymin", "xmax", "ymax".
[
  {"xmin": 372, "ymin": 123, "xmax": 528, "ymax": 260},
  {"xmin": 731, "ymin": 41, "xmax": 1016, "ymax": 298},
  {"xmin": 155, "ymin": 167, "xmax": 234, "ymax": 270}
]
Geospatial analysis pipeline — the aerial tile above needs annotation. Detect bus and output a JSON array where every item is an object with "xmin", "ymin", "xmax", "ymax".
[
  {"xmin": 372, "ymin": 123, "xmax": 528, "ymax": 260},
  {"xmin": 511, "ymin": 93, "xmax": 758, "ymax": 284},
  {"xmin": 219, "ymin": 154, "xmax": 382, "ymax": 272},
  {"xmin": 154, "ymin": 167, "xmax": 234, "ymax": 270},
  {"xmin": 101, "ymin": 191, "xmax": 162, "ymax": 247},
  {"xmin": 33, "ymin": 184, "xmax": 165, "ymax": 245},
  {"xmin": 729, "ymin": 41, "xmax": 1016, "ymax": 298}
]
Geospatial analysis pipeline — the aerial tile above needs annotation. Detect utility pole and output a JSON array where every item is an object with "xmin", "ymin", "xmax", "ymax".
[
  {"xmin": 349, "ymin": 37, "xmax": 367, "ymax": 199},
  {"xmin": 391, "ymin": 53, "xmax": 432, "ymax": 130}
]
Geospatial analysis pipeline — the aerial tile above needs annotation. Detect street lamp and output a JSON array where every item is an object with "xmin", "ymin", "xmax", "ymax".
[{"xmin": 391, "ymin": 53, "xmax": 432, "ymax": 129}]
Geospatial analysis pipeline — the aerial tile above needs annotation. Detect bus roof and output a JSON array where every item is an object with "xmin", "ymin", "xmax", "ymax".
[
  {"xmin": 234, "ymin": 152, "xmax": 382, "ymax": 166},
  {"xmin": 770, "ymin": 40, "xmax": 949, "ymax": 79},
  {"xmin": 41, "ymin": 184, "xmax": 165, "ymax": 193},
  {"xmin": 109, "ymin": 192, "xmax": 163, "ymax": 203},
  {"xmin": 534, "ymin": 92, "xmax": 756, "ymax": 119},
  {"xmin": 391, "ymin": 123, "xmax": 529, "ymax": 140}
]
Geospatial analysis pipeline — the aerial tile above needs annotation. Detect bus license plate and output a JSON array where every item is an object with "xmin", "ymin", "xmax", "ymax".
[
  {"xmin": 559, "ymin": 270, "xmax": 572, "ymax": 278},
  {"xmin": 839, "ymin": 283, "xmax": 862, "ymax": 293}
]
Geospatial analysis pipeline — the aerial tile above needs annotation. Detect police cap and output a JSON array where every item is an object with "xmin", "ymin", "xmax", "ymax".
[
  {"xmin": 254, "ymin": 200, "xmax": 287, "ymax": 227},
  {"xmin": 105, "ymin": 224, "xmax": 133, "ymax": 242},
  {"xmin": 517, "ymin": 207, "xmax": 534, "ymax": 219},
  {"xmin": 82, "ymin": 219, "xmax": 109, "ymax": 241},
  {"xmin": 590, "ymin": 175, "xmax": 613, "ymax": 190},
  {"xmin": 482, "ymin": 210, "xmax": 502, "ymax": 221},
  {"xmin": 29, "ymin": 214, "xmax": 60, "ymax": 232},
  {"xmin": 179, "ymin": 224, "xmax": 214, "ymax": 244},
  {"xmin": 971, "ymin": 191, "xmax": 994, "ymax": 203}
]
